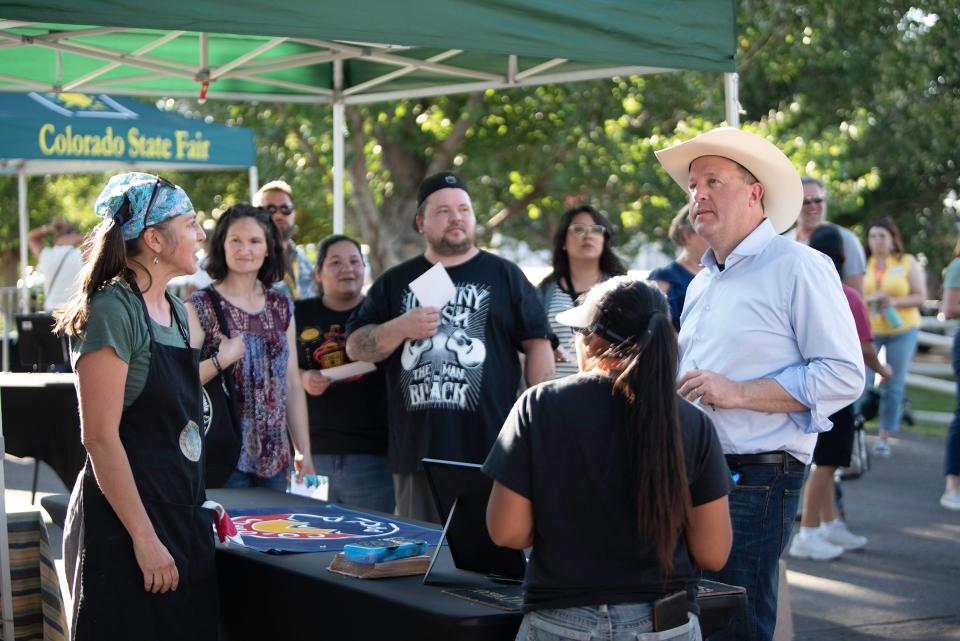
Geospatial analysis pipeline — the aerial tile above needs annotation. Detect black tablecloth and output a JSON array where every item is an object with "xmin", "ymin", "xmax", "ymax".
[
  {"xmin": 210, "ymin": 489, "xmax": 745, "ymax": 641},
  {"xmin": 1, "ymin": 373, "xmax": 83, "ymax": 488}
]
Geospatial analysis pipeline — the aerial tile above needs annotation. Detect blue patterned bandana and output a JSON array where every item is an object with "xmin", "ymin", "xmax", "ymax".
[{"xmin": 94, "ymin": 172, "xmax": 194, "ymax": 240}]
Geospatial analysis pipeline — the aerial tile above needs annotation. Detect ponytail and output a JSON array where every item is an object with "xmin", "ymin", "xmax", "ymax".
[
  {"xmin": 54, "ymin": 218, "xmax": 137, "ymax": 337},
  {"xmin": 609, "ymin": 309, "xmax": 691, "ymax": 576}
]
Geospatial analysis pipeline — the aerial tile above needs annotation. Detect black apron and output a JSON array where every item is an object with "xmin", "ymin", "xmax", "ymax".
[{"xmin": 64, "ymin": 286, "xmax": 218, "ymax": 641}]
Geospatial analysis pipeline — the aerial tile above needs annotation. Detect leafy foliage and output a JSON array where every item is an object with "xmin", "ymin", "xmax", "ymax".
[{"xmin": 1, "ymin": 1, "xmax": 957, "ymax": 284}]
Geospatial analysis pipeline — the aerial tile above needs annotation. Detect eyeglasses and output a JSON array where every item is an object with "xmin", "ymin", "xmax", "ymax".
[
  {"xmin": 568, "ymin": 223, "xmax": 605, "ymax": 237},
  {"xmin": 802, "ymin": 197, "xmax": 825, "ymax": 205},
  {"xmin": 263, "ymin": 204, "xmax": 294, "ymax": 216}
]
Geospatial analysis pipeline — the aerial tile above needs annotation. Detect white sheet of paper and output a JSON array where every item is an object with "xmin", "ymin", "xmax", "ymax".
[
  {"xmin": 321, "ymin": 360, "xmax": 376, "ymax": 381},
  {"xmin": 409, "ymin": 262, "xmax": 456, "ymax": 309}
]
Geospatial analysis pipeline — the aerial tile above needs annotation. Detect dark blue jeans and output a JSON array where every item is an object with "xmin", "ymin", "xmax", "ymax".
[
  {"xmin": 311, "ymin": 454, "xmax": 395, "ymax": 514},
  {"xmin": 945, "ymin": 334, "xmax": 960, "ymax": 477},
  {"xmin": 705, "ymin": 457, "xmax": 805, "ymax": 641},
  {"xmin": 223, "ymin": 468, "xmax": 288, "ymax": 492}
]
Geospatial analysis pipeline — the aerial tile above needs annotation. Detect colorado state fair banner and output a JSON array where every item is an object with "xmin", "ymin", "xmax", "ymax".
[{"xmin": 0, "ymin": 92, "xmax": 255, "ymax": 167}]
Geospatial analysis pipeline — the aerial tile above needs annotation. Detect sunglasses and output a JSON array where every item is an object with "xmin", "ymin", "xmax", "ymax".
[
  {"xmin": 263, "ymin": 204, "xmax": 294, "ymax": 216},
  {"xmin": 144, "ymin": 175, "xmax": 176, "ymax": 220},
  {"xmin": 802, "ymin": 197, "xmax": 825, "ymax": 205},
  {"xmin": 568, "ymin": 223, "xmax": 605, "ymax": 237}
]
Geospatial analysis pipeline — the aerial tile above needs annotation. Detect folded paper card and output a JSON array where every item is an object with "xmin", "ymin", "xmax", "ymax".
[
  {"xmin": 409, "ymin": 262, "xmax": 456, "ymax": 309},
  {"xmin": 321, "ymin": 360, "xmax": 376, "ymax": 381}
]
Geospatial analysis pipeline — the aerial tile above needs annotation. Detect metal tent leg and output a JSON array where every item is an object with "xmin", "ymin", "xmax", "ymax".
[
  {"xmin": 724, "ymin": 72, "xmax": 740, "ymax": 128},
  {"xmin": 17, "ymin": 167, "xmax": 29, "ymax": 314},
  {"xmin": 30, "ymin": 459, "xmax": 39, "ymax": 505}
]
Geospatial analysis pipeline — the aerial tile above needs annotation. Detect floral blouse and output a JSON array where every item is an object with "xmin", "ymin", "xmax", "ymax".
[{"xmin": 191, "ymin": 288, "xmax": 293, "ymax": 478}]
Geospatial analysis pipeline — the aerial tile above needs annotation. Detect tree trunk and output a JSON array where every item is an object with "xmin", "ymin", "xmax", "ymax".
[
  {"xmin": 344, "ymin": 93, "xmax": 484, "ymax": 277},
  {"xmin": 344, "ymin": 106, "xmax": 422, "ymax": 275}
]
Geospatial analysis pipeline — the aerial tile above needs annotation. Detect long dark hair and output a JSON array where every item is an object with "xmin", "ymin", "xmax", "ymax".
[
  {"xmin": 205, "ymin": 204, "xmax": 285, "ymax": 284},
  {"xmin": 540, "ymin": 205, "xmax": 627, "ymax": 289},
  {"xmin": 584, "ymin": 278, "xmax": 691, "ymax": 574},
  {"xmin": 809, "ymin": 224, "xmax": 845, "ymax": 277},
  {"xmin": 55, "ymin": 217, "xmax": 174, "ymax": 337},
  {"xmin": 865, "ymin": 216, "xmax": 905, "ymax": 259}
]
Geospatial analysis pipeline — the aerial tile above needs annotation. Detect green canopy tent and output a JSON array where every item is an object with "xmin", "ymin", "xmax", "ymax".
[
  {"xmin": 0, "ymin": 5, "xmax": 736, "ymax": 636},
  {"xmin": 0, "ymin": 1, "xmax": 738, "ymax": 234},
  {"xmin": 0, "ymin": 91, "xmax": 257, "ymax": 313}
]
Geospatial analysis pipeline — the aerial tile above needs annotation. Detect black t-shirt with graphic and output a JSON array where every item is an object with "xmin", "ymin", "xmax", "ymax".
[
  {"xmin": 483, "ymin": 374, "xmax": 732, "ymax": 613},
  {"xmin": 294, "ymin": 297, "xmax": 388, "ymax": 455},
  {"xmin": 346, "ymin": 250, "xmax": 552, "ymax": 473}
]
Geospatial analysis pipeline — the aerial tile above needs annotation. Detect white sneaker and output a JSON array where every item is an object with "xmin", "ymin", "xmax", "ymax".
[
  {"xmin": 873, "ymin": 439, "xmax": 891, "ymax": 458},
  {"xmin": 941, "ymin": 491, "xmax": 960, "ymax": 511},
  {"xmin": 788, "ymin": 532, "xmax": 844, "ymax": 561},
  {"xmin": 820, "ymin": 521, "xmax": 867, "ymax": 551}
]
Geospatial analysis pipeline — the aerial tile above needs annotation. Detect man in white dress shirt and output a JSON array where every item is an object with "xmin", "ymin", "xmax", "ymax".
[{"xmin": 656, "ymin": 128, "xmax": 864, "ymax": 641}]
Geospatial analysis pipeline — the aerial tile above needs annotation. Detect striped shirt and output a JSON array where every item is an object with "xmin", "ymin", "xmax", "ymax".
[{"xmin": 546, "ymin": 285, "xmax": 580, "ymax": 379}]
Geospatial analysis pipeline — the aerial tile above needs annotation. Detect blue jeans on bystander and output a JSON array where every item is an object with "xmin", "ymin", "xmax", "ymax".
[
  {"xmin": 864, "ymin": 327, "xmax": 919, "ymax": 432},
  {"xmin": 704, "ymin": 457, "xmax": 805, "ymax": 641},
  {"xmin": 515, "ymin": 603, "xmax": 701, "ymax": 641},
  {"xmin": 223, "ymin": 468, "xmax": 288, "ymax": 492},
  {"xmin": 945, "ymin": 333, "xmax": 960, "ymax": 477},
  {"xmin": 311, "ymin": 453, "xmax": 395, "ymax": 514}
]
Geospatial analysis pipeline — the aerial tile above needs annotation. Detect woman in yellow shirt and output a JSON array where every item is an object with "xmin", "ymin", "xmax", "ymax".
[{"xmin": 863, "ymin": 216, "xmax": 926, "ymax": 457}]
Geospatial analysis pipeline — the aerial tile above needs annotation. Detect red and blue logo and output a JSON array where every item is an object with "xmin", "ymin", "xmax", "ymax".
[
  {"xmin": 234, "ymin": 512, "xmax": 400, "ymax": 540},
  {"xmin": 228, "ymin": 505, "xmax": 442, "ymax": 553}
]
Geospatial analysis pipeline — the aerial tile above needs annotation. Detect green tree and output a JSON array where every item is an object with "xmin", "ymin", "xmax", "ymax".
[
  {"xmin": 2, "ymin": 1, "xmax": 957, "ymax": 284},
  {"xmin": 737, "ymin": 0, "xmax": 960, "ymax": 276}
]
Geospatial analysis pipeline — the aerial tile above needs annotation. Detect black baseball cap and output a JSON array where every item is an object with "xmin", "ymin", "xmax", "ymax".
[{"xmin": 414, "ymin": 172, "xmax": 469, "ymax": 231}]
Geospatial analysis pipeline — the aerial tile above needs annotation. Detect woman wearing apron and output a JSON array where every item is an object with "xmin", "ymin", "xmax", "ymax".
[{"xmin": 56, "ymin": 172, "xmax": 215, "ymax": 640}]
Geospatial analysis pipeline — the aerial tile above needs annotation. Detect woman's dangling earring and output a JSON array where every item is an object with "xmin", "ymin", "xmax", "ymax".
[{"xmin": 153, "ymin": 255, "xmax": 160, "ymax": 265}]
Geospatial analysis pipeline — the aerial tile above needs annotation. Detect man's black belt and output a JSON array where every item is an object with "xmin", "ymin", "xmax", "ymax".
[{"xmin": 725, "ymin": 451, "xmax": 803, "ymax": 470}]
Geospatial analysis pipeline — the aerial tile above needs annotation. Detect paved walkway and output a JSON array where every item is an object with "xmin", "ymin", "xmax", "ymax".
[
  {"xmin": 3, "ymin": 429, "xmax": 959, "ymax": 639},
  {"xmin": 787, "ymin": 431, "xmax": 960, "ymax": 640}
]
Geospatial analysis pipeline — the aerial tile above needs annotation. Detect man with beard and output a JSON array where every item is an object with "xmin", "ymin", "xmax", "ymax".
[
  {"xmin": 254, "ymin": 180, "xmax": 317, "ymax": 300},
  {"xmin": 347, "ymin": 172, "xmax": 555, "ymax": 522},
  {"xmin": 784, "ymin": 177, "xmax": 866, "ymax": 293}
]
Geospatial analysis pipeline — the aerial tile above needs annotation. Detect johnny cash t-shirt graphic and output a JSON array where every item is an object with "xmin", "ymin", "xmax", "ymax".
[
  {"xmin": 399, "ymin": 283, "xmax": 490, "ymax": 412},
  {"xmin": 346, "ymin": 250, "xmax": 553, "ymax": 471}
]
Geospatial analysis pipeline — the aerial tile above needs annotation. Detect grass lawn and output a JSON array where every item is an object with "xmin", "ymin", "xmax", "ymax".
[
  {"xmin": 862, "ymin": 384, "xmax": 955, "ymax": 439},
  {"xmin": 905, "ymin": 385, "xmax": 956, "ymax": 414}
]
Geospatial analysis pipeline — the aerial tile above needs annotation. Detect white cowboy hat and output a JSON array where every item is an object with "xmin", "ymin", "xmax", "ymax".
[{"xmin": 654, "ymin": 127, "xmax": 802, "ymax": 234}]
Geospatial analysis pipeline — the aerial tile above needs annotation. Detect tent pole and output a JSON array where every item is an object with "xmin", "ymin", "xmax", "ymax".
[
  {"xmin": 332, "ymin": 100, "xmax": 345, "ymax": 235},
  {"xmin": 248, "ymin": 165, "xmax": 259, "ymax": 201},
  {"xmin": 724, "ymin": 72, "xmax": 740, "ymax": 128},
  {"xmin": 332, "ymin": 59, "xmax": 345, "ymax": 235},
  {"xmin": 17, "ymin": 167, "xmax": 29, "ymax": 314}
]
